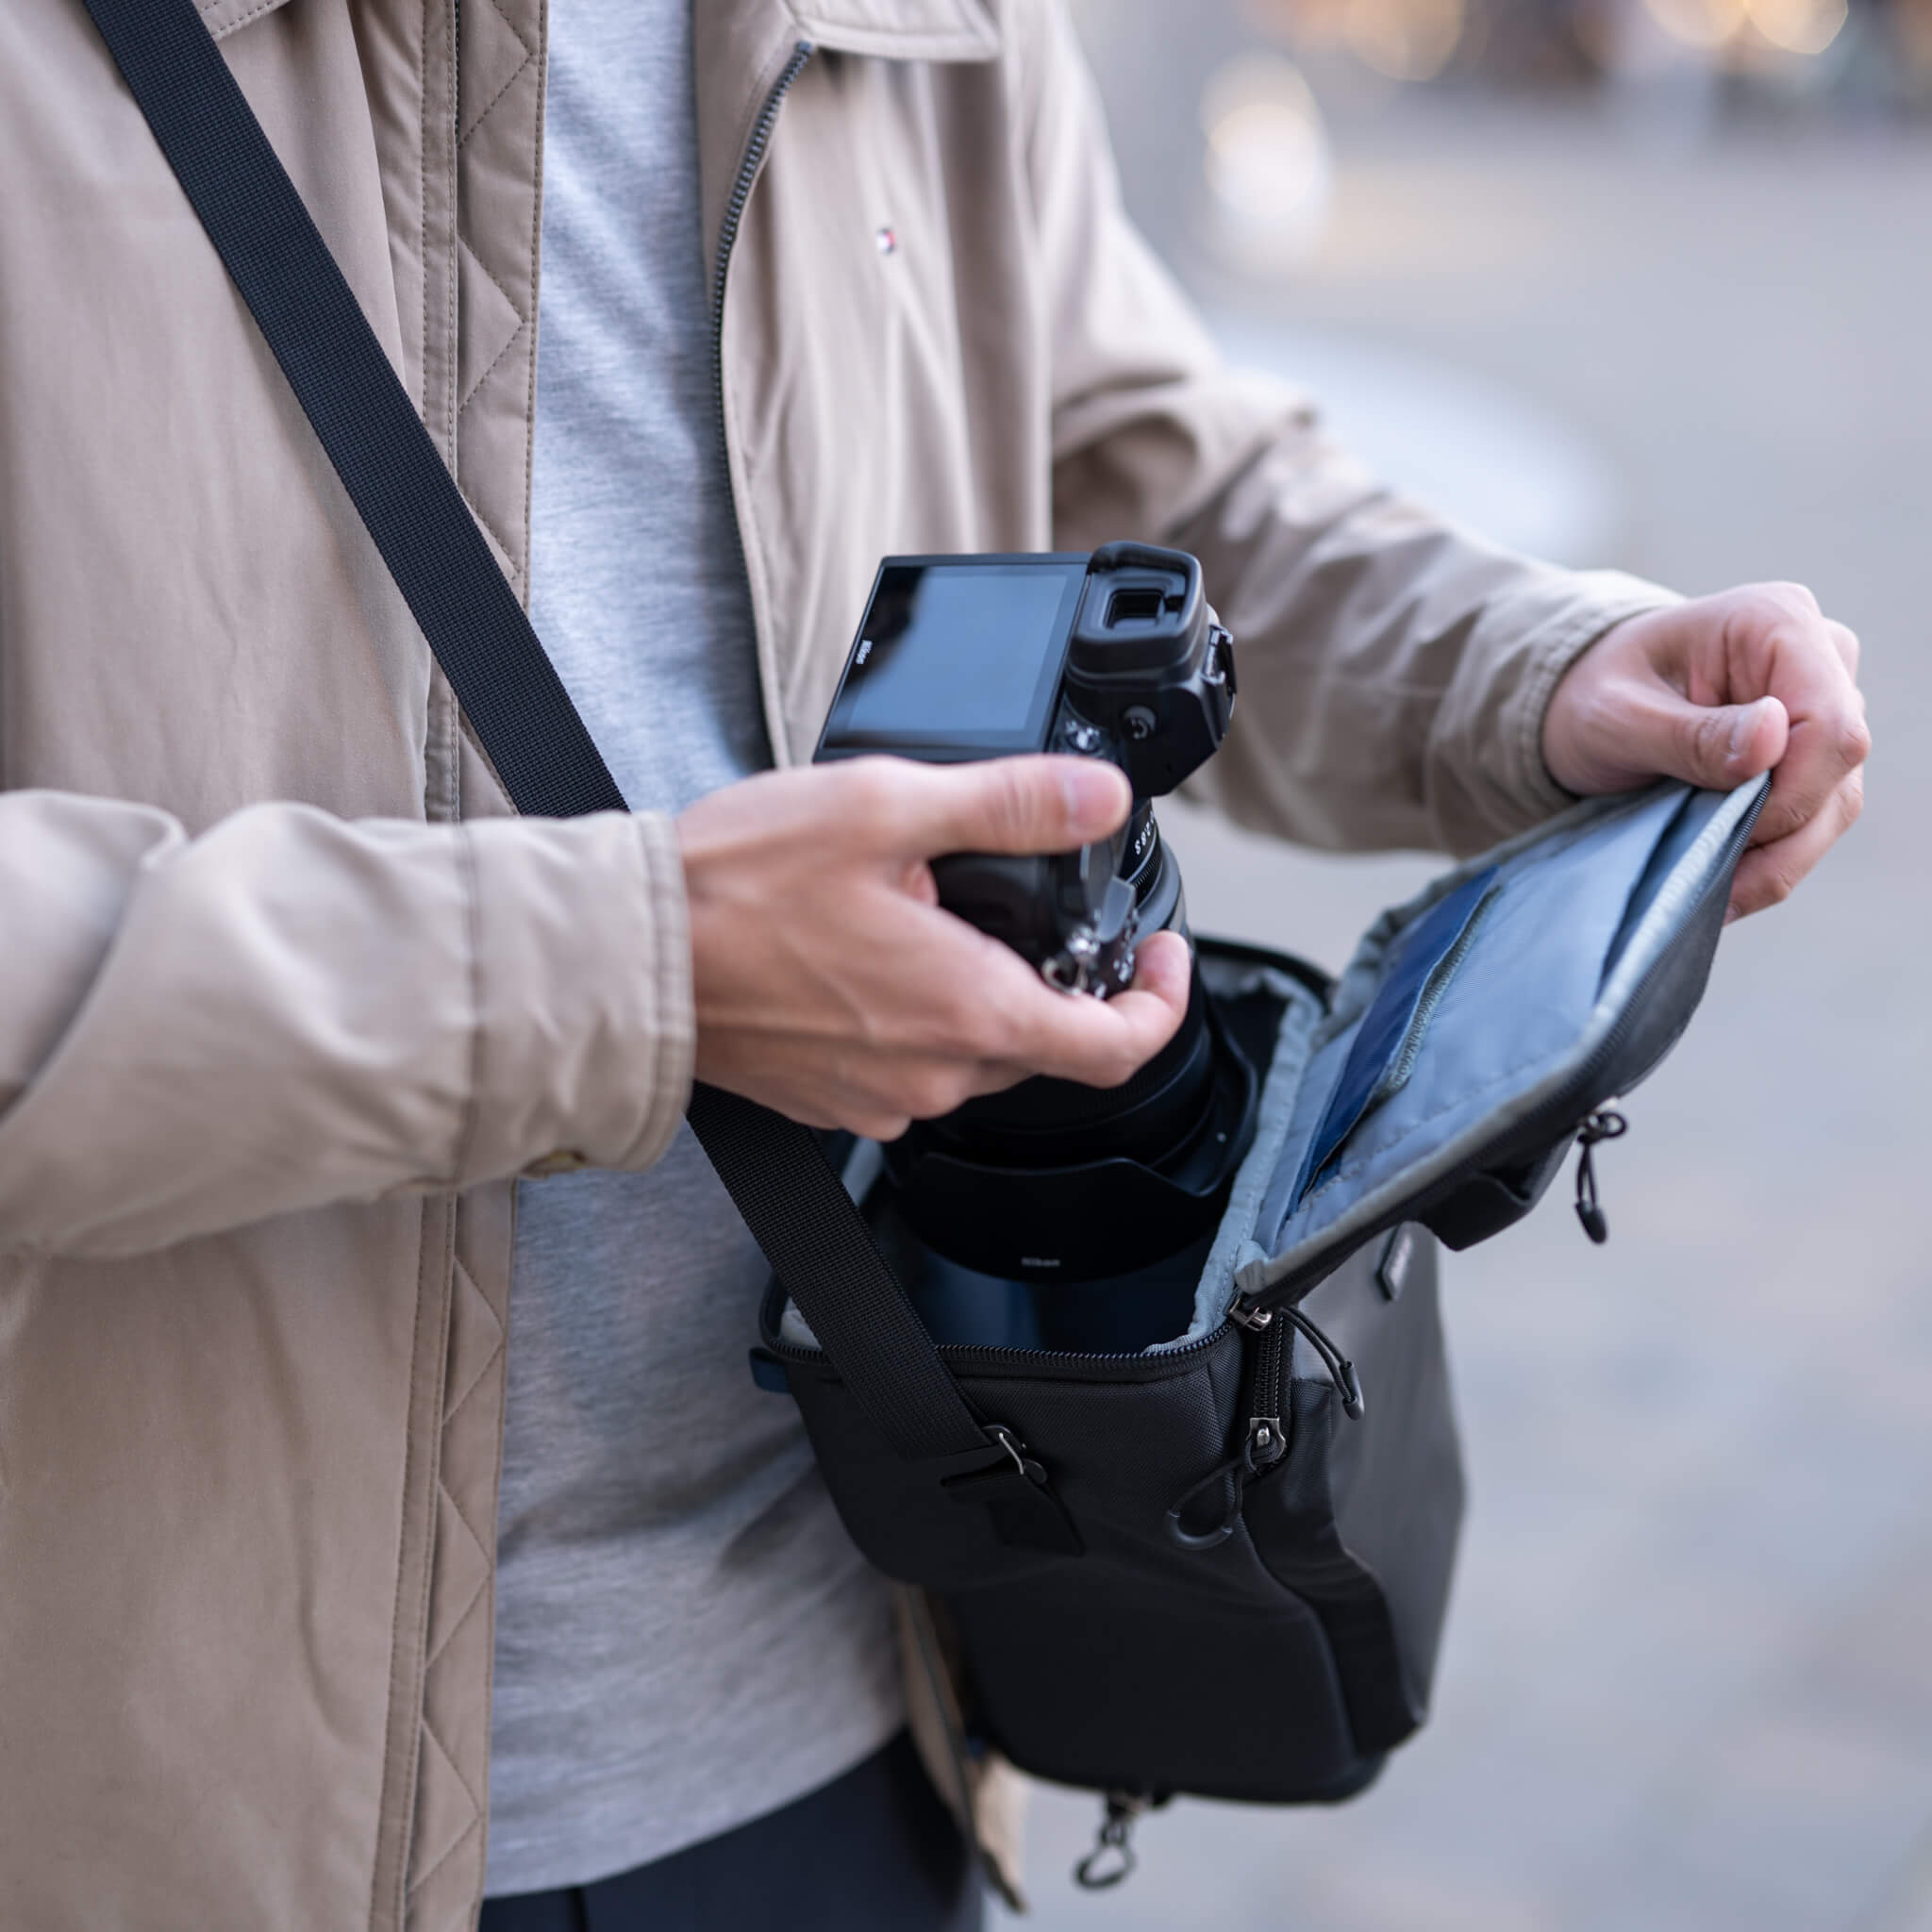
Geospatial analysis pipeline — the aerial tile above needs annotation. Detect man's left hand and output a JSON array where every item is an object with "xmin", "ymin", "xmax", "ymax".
[{"xmin": 1541, "ymin": 583, "xmax": 1870, "ymax": 922}]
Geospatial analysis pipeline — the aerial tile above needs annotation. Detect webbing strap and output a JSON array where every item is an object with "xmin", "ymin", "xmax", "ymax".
[{"xmin": 85, "ymin": 0, "xmax": 989, "ymax": 1464}]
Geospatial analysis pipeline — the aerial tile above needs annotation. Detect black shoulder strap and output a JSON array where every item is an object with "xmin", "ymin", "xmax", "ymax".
[{"xmin": 84, "ymin": 0, "xmax": 990, "ymax": 1466}]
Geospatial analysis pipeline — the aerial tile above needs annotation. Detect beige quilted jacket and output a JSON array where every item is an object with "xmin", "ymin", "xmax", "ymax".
[{"xmin": 0, "ymin": 0, "xmax": 1668, "ymax": 1924}]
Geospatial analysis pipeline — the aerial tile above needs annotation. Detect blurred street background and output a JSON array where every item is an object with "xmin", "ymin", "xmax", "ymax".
[{"xmin": 995, "ymin": 0, "xmax": 1932, "ymax": 1924}]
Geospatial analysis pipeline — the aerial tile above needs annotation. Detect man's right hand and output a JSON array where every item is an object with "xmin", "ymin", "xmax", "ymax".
[{"xmin": 675, "ymin": 756, "xmax": 1192, "ymax": 1141}]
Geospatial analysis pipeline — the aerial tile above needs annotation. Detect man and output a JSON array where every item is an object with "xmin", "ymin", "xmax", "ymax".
[{"xmin": 0, "ymin": 1, "xmax": 1866, "ymax": 1928}]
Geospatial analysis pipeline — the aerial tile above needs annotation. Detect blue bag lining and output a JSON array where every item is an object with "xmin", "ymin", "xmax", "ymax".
[
  {"xmin": 1235, "ymin": 776, "xmax": 1766, "ymax": 1305},
  {"xmin": 1285, "ymin": 867, "xmax": 1501, "ymax": 1213}
]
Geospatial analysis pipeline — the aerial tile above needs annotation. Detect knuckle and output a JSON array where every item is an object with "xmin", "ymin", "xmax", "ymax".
[
  {"xmin": 955, "ymin": 1006, "xmax": 1010, "ymax": 1063},
  {"xmin": 1839, "ymin": 713, "xmax": 1874, "ymax": 768},
  {"xmin": 915, "ymin": 986, "xmax": 1003, "ymax": 1063},
  {"xmin": 933, "ymin": 983, "xmax": 994, "ymax": 1046},
  {"xmin": 843, "ymin": 758, "xmax": 905, "ymax": 823}
]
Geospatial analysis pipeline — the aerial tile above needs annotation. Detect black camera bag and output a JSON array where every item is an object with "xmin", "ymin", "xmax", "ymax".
[
  {"xmin": 753, "ymin": 941, "xmax": 1463, "ymax": 1814},
  {"xmin": 96, "ymin": 0, "xmax": 1764, "ymax": 1887}
]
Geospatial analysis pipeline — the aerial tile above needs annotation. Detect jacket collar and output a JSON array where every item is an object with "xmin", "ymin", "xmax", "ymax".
[
  {"xmin": 694, "ymin": 0, "xmax": 998, "ymax": 291},
  {"xmin": 206, "ymin": 0, "xmax": 999, "ymax": 60},
  {"xmin": 782, "ymin": 0, "xmax": 999, "ymax": 61},
  {"xmin": 200, "ymin": 0, "xmax": 289, "ymax": 38},
  {"xmin": 202, "ymin": 0, "xmax": 1000, "ymax": 366}
]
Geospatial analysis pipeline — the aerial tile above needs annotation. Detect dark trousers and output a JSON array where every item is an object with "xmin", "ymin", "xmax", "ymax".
[{"xmin": 479, "ymin": 1732, "xmax": 983, "ymax": 1932}]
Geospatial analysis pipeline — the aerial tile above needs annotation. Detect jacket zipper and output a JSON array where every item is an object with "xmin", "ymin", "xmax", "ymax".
[{"xmin": 710, "ymin": 40, "xmax": 814, "ymax": 513}]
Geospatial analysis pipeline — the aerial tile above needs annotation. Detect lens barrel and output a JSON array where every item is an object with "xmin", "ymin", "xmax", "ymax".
[{"xmin": 877, "ymin": 815, "xmax": 1258, "ymax": 1287}]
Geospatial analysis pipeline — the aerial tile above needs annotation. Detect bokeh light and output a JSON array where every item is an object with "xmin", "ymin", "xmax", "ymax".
[
  {"xmin": 1199, "ymin": 56, "xmax": 1335, "ymax": 272},
  {"xmin": 1641, "ymin": 0, "xmax": 1749, "ymax": 49},
  {"xmin": 1904, "ymin": 0, "xmax": 1932, "ymax": 75},
  {"xmin": 1744, "ymin": 0, "xmax": 1847, "ymax": 53},
  {"xmin": 1343, "ymin": 0, "xmax": 1466, "ymax": 78},
  {"xmin": 1244, "ymin": 0, "xmax": 1466, "ymax": 77}
]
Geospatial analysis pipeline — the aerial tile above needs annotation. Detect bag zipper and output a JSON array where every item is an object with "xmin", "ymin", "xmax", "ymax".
[
  {"xmin": 1230, "ymin": 1294, "xmax": 1362, "ymax": 1427},
  {"xmin": 1161, "ymin": 1295, "xmax": 1358, "ymax": 1548}
]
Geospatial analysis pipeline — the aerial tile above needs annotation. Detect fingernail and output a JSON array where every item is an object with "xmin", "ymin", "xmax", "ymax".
[{"xmin": 1727, "ymin": 706, "xmax": 1755, "ymax": 760}]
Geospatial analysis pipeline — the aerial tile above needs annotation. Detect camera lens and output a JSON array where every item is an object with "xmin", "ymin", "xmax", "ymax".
[
  {"xmin": 875, "ymin": 812, "xmax": 1258, "ymax": 1293},
  {"xmin": 907, "ymin": 964, "xmax": 1219, "ymax": 1171}
]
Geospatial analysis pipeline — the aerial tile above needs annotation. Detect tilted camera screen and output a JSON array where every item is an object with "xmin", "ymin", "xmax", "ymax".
[{"xmin": 820, "ymin": 559, "xmax": 1088, "ymax": 758}]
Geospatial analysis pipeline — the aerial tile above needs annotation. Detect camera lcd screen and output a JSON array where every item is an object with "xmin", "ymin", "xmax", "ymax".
[{"xmin": 819, "ymin": 559, "xmax": 1088, "ymax": 758}]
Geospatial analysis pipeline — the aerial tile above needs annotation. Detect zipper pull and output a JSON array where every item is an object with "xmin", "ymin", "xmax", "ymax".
[
  {"xmin": 1074, "ymin": 1790, "xmax": 1158, "ymax": 1890},
  {"xmin": 1232, "ymin": 1295, "xmax": 1288, "ymax": 1469},
  {"xmin": 1227, "ymin": 1293, "xmax": 1273, "ymax": 1333},
  {"xmin": 1282, "ymin": 1303, "xmax": 1366, "ymax": 1420},
  {"xmin": 1232, "ymin": 1295, "xmax": 1364, "ymax": 1421},
  {"xmin": 1168, "ymin": 1298, "xmax": 1285, "ymax": 1548},
  {"xmin": 1574, "ymin": 1104, "xmax": 1628, "ymax": 1245}
]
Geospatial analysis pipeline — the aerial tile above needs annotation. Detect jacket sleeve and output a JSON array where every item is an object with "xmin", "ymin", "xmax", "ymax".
[
  {"xmin": 1020, "ymin": 0, "xmax": 1676, "ymax": 857},
  {"xmin": 0, "ymin": 790, "xmax": 693, "ymax": 1258}
]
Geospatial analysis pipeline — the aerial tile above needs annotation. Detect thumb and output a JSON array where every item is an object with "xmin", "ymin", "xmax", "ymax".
[
  {"xmin": 904, "ymin": 755, "xmax": 1132, "ymax": 857},
  {"xmin": 1654, "ymin": 691, "xmax": 1790, "ymax": 791}
]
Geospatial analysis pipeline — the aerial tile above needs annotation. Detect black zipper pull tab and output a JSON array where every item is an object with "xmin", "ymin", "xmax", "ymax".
[
  {"xmin": 1574, "ymin": 1104, "xmax": 1628, "ymax": 1245},
  {"xmin": 1232, "ymin": 1296, "xmax": 1288, "ymax": 1469},
  {"xmin": 1279, "ymin": 1302, "xmax": 1366, "ymax": 1421},
  {"xmin": 1074, "ymin": 1791, "xmax": 1156, "ymax": 1890},
  {"xmin": 1167, "ymin": 1298, "xmax": 1285, "ymax": 1549},
  {"xmin": 1236, "ymin": 1294, "xmax": 1365, "ymax": 1421}
]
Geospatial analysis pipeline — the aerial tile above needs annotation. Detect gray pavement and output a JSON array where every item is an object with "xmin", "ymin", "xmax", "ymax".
[{"xmin": 995, "ymin": 20, "xmax": 1932, "ymax": 1929}]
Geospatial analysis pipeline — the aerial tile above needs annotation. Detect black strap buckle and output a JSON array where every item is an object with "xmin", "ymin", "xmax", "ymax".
[{"xmin": 941, "ymin": 1424, "xmax": 1083, "ymax": 1555}]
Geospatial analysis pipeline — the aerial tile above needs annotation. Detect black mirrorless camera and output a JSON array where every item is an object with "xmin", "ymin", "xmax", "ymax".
[
  {"xmin": 818, "ymin": 544, "xmax": 1235, "ymax": 994},
  {"xmin": 814, "ymin": 544, "xmax": 1262, "ymax": 1349}
]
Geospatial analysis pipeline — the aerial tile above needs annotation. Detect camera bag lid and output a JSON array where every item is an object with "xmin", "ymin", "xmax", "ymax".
[{"xmin": 1229, "ymin": 774, "xmax": 1769, "ymax": 1312}]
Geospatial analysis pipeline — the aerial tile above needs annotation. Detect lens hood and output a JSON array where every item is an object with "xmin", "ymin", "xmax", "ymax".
[{"xmin": 880, "ymin": 974, "xmax": 1259, "ymax": 1283}]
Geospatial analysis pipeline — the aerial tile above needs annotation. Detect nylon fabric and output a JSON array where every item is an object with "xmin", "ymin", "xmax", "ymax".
[
  {"xmin": 78, "ymin": 0, "xmax": 625, "ymax": 824},
  {"xmin": 92, "ymin": 0, "xmax": 986, "ymax": 1477}
]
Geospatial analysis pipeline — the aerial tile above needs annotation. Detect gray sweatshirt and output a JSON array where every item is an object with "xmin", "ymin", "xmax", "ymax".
[{"xmin": 484, "ymin": 1, "xmax": 901, "ymax": 1896}]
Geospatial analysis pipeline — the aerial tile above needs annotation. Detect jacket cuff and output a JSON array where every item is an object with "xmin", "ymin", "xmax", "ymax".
[
  {"xmin": 458, "ymin": 810, "xmax": 694, "ymax": 1184},
  {"xmin": 1439, "ymin": 569, "xmax": 1680, "ymax": 852}
]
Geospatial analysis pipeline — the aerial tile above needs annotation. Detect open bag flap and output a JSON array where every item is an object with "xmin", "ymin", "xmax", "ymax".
[{"xmin": 1223, "ymin": 774, "xmax": 1770, "ymax": 1313}]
